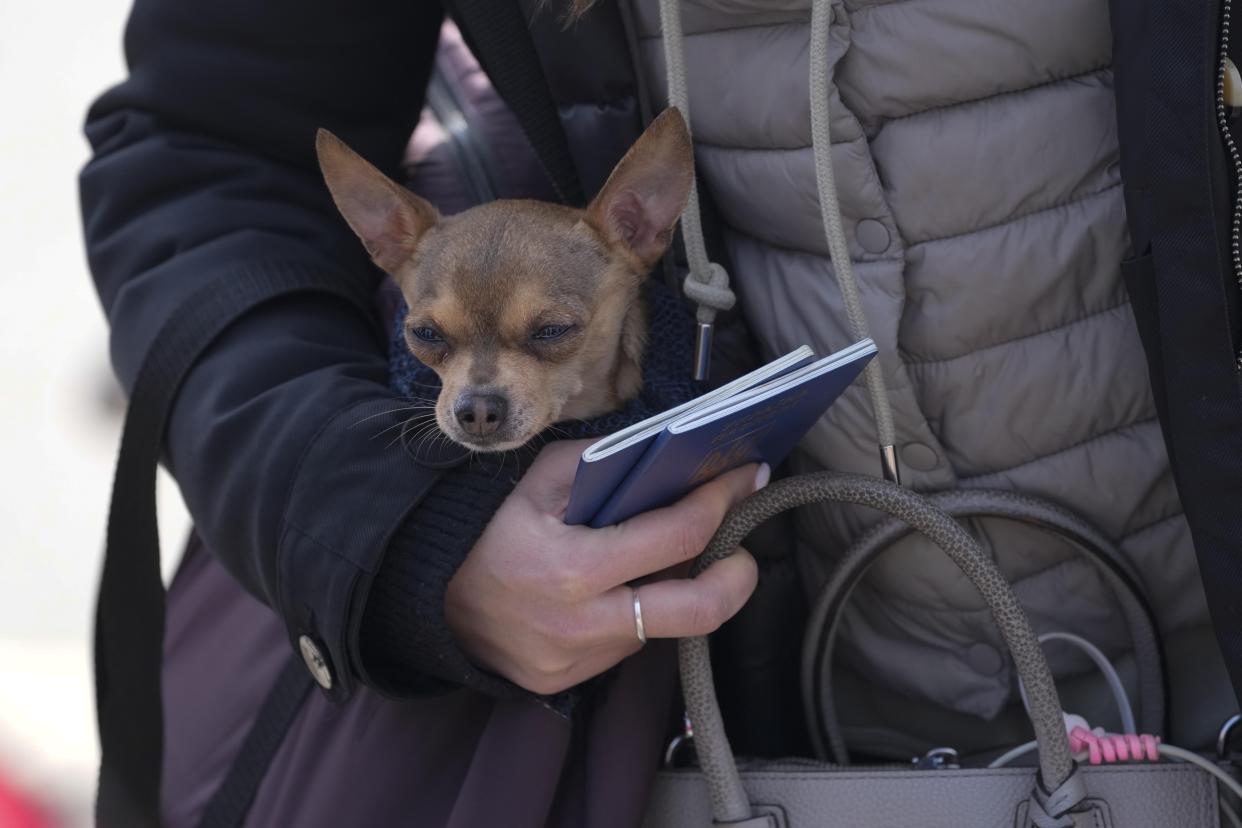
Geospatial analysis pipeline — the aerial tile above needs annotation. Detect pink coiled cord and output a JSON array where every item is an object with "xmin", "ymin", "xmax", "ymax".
[{"xmin": 1068, "ymin": 726, "xmax": 1160, "ymax": 765}]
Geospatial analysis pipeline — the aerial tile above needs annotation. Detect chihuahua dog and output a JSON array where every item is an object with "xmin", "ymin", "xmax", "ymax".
[{"xmin": 317, "ymin": 109, "xmax": 693, "ymax": 452}]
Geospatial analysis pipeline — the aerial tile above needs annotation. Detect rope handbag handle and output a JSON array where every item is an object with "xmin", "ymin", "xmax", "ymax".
[
  {"xmin": 804, "ymin": 487, "xmax": 1167, "ymax": 763},
  {"xmin": 681, "ymin": 473, "xmax": 1083, "ymax": 826}
]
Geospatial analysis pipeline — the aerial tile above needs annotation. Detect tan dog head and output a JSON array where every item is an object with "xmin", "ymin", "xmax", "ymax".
[{"xmin": 317, "ymin": 108, "xmax": 694, "ymax": 451}]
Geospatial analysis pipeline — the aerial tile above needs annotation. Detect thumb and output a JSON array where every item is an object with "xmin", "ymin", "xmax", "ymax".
[{"xmin": 522, "ymin": 438, "xmax": 596, "ymax": 511}]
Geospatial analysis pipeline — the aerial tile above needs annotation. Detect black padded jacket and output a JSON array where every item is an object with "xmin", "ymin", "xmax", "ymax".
[{"xmin": 80, "ymin": 0, "xmax": 517, "ymax": 705}]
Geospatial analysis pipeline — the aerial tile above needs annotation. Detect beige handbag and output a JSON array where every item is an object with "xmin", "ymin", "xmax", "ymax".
[{"xmin": 643, "ymin": 472, "xmax": 1225, "ymax": 828}]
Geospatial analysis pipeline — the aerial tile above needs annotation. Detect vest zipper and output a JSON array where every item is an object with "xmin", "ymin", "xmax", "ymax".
[{"xmin": 1215, "ymin": 0, "xmax": 1242, "ymax": 369}]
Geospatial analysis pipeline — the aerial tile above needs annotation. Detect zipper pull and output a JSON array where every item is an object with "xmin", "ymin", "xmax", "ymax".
[{"xmin": 693, "ymin": 321, "xmax": 713, "ymax": 381}]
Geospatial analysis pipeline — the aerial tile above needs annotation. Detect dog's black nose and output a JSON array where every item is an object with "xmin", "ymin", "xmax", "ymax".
[{"xmin": 454, "ymin": 393, "xmax": 508, "ymax": 438}]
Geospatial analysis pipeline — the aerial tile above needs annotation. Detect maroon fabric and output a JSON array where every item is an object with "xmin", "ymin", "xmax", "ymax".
[
  {"xmin": 160, "ymin": 538, "xmax": 677, "ymax": 827},
  {"xmin": 402, "ymin": 21, "xmax": 558, "ymax": 213}
]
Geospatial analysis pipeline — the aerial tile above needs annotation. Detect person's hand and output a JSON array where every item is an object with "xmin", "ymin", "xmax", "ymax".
[{"xmin": 445, "ymin": 439, "xmax": 768, "ymax": 695}]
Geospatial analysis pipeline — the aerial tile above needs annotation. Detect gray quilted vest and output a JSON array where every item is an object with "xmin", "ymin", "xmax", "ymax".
[{"xmin": 622, "ymin": 0, "xmax": 1235, "ymax": 753}]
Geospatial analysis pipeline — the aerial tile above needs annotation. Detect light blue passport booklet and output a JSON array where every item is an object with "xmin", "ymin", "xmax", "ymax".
[{"xmin": 564, "ymin": 338, "xmax": 876, "ymax": 528}]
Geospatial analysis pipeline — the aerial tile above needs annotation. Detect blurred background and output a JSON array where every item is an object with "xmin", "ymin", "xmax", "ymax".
[{"xmin": 0, "ymin": 1, "xmax": 190, "ymax": 824}]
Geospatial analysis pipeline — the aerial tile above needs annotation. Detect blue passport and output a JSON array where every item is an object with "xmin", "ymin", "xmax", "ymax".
[{"xmin": 564, "ymin": 339, "xmax": 876, "ymax": 527}]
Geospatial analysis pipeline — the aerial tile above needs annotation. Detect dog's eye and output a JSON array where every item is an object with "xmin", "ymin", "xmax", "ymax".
[
  {"xmin": 409, "ymin": 326, "xmax": 444, "ymax": 344},
  {"xmin": 533, "ymin": 324, "xmax": 573, "ymax": 341}
]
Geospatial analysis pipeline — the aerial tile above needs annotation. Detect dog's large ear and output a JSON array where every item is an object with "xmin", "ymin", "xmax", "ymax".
[
  {"xmin": 316, "ymin": 129, "xmax": 437, "ymax": 274},
  {"xmin": 585, "ymin": 108, "xmax": 694, "ymax": 269}
]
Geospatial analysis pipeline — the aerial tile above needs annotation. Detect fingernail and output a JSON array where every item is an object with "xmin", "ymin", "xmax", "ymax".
[{"xmin": 753, "ymin": 463, "xmax": 771, "ymax": 492}]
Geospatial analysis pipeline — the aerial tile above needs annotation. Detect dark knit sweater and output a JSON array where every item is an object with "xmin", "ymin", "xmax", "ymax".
[{"xmin": 359, "ymin": 278, "xmax": 700, "ymax": 698}]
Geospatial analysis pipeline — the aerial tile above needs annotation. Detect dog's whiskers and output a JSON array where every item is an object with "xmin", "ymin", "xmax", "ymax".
[
  {"xmin": 371, "ymin": 411, "xmax": 437, "ymax": 442},
  {"xmin": 394, "ymin": 418, "xmax": 446, "ymax": 451},
  {"xmin": 348, "ymin": 403, "xmax": 437, "ymax": 429}
]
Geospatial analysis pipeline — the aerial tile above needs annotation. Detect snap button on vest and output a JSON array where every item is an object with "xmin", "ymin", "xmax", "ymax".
[
  {"xmin": 855, "ymin": 218, "xmax": 891, "ymax": 253},
  {"xmin": 900, "ymin": 441, "xmax": 939, "ymax": 472},
  {"xmin": 299, "ymin": 635, "xmax": 334, "ymax": 690}
]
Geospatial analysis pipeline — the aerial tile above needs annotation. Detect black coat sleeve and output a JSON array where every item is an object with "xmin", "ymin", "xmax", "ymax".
[{"xmin": 80, "ymin": 0, "xmax": 510, "ymax": 700}]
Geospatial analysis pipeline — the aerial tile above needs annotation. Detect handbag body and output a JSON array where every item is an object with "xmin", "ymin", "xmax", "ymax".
[
  {"xmin": 646, "ymin": 763, "xmax": 1217, "ymax": 828},
  {"xmin": 643, "ymin": 473, "xmax": 1223, "ymax": 828}
]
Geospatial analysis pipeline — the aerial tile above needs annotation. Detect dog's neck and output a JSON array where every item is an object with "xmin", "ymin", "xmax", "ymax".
[{"xmin": 558, "ymin": 292, "xmax": 647, "ymax": 421}]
